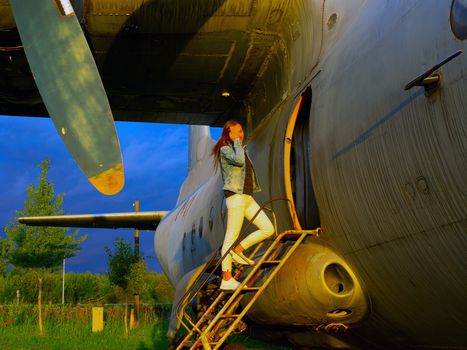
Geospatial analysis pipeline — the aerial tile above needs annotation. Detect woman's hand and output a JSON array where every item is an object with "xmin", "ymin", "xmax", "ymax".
[{"xmin": 229, "ymin": 124, "xmax": 244, "ymax": 144}]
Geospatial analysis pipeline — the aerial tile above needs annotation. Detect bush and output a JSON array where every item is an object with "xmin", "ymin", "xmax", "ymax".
[
  {"xmin": 65, "ymin": 273, "xmax": 111, "ymax": 304},
  {"xmin": 0, "ymin": 269, "xmax": 59, "ymax": 304},
  {"xmin": 0, "ymin": 270, "xmax": 174, "ymax": 305},
  {"xmin": 144, "ymin": 272, "xmax": 174, "ymax": 303}
]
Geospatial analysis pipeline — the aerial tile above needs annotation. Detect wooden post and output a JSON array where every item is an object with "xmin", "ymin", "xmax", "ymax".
[
  {"xmin": 130, "ymin": 309, "xmax": 136, "ymax": 330},
  {"xmin": 92, "ymin": 307, "xmax": 104, "ymax": 332},
  {"xmin": 133, "ymin": 293, "xmax": 140, "ymax": 327},
  {"xmin": 38, "ymin": 277, "xmax": 43, "ymax": 336},
  {"xmin": 62, "ymin": 258, "xmax": 65, "ymax": 305},
  {"xmin": 124, "ymin": 298, "xmax": 128, "ymax": 338}
]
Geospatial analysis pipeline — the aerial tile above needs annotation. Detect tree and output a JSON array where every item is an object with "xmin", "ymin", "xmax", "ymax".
[
  {"xmin": 5, "ymin": 159, "xmax": 86, "ymax": 336},
  {"xmin": 144, "ymin": 272, "xmax": 175, "ymax": 303},
  {"xmin": 105, "ymin": 238, "xmax": 145, "ymax": 336},
  {"xmin": 0, "ymin": 237, "xmax": 11, "ymax": 276}
]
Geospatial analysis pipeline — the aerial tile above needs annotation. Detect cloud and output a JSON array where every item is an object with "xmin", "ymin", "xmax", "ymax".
[
  {"xmin": 0, "ymin": 116, "xmax": 191, "ymax": 274},
  {"xmin": 121, "ymin": 124, "xmax": 188, "ymax": 177}
]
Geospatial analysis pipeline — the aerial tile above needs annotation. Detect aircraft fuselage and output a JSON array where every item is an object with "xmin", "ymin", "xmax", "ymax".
[{"xmin": 157, "ymin": 1, "xmax": 467, "ymax": 348}]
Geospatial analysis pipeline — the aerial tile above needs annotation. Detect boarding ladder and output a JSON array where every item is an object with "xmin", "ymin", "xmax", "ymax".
[{"xmin": 173, "ymin": 198, "xmax": 321, "ymax": 350}]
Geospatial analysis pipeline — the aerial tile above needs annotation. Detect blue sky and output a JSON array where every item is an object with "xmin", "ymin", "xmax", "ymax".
[{"xmin": 0, "ymin": 115, "xmax": 220, "ymax": 274}]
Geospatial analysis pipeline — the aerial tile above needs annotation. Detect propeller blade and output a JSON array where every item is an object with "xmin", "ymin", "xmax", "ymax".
[{"xmin": 9, "ymin": 0, "xmax": 124, "ymax": 195}]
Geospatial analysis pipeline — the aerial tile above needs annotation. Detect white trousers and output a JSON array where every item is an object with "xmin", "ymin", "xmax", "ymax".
[{"xmin": 221, "ymin": 194, "xmax": 275, "ymax": 272}]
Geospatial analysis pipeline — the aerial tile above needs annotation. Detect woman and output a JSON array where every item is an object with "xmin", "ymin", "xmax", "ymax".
[{"xmin": 213, "ymin": 120, "xmax": 275, "ymax": 290}]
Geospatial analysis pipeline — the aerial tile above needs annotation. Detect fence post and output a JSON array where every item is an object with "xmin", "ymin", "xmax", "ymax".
[{"xmin": 92, "ymin": 307, "xmax": 104, "ymax": 332}]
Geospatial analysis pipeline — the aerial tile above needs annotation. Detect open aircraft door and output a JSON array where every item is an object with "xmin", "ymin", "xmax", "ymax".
[{"xmin": 284, "ymin": 87, "xmax": 320, "ymax": 230}]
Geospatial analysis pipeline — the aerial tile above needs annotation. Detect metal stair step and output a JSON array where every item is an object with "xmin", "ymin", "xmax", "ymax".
[
  {"xmin": 175, "ymin": 224, "xmax": 319, "ymax": 350},
  {"xmin": 279, "ymin": 232, "xmax": 304, "ymax": 241},
  {"xmin": 260, "ymin": 259, "xmax": 281, "ymax": 267},
  {"xmin": 219, "ymin": 314, "xmax": 240, "ymax": 319},
  {"xmin": 182, "ymin": 340, "xmax": 194, "ymax": 347}
]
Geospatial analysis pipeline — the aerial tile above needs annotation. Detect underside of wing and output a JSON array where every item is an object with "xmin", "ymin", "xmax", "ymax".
[
  {"xmin": 0, "ymin": 0, "xmax": 289, "ymax": 126},
  {"xmin": 18, "ymin": 211, "xmax": 169, "ymax": 230}
]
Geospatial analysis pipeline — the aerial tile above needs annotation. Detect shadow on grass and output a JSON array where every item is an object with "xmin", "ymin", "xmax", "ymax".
[
  {"xmin": 136, "ymin": 321, "xmax": 170, "ymax": 350},
  {"xmin": 135, "ymin": 325, "xmax": 291, "ymax": 350}
]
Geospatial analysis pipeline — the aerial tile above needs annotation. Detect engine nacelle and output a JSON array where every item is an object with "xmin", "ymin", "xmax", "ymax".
[{"xmin": 244, "ymin": 238, "xmax": 368, "ymax": 326}]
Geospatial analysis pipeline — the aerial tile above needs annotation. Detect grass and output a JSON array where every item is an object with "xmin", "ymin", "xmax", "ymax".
[
  {"xmin": 0, "ymin": 304, "xmax": 169, "ymax": 350},
  {"xmin": 0, "ymin": 321, "xmax": 169, "ymax": 350},
  {"xmin": 0, "ymin": 305, "xmax": 290, "ymax": 350}
]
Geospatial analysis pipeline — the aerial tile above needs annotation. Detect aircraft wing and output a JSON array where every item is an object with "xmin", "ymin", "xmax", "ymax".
[
  {"xmin": 18, "ymin": 211, "xmax": 168, "ymax": 230},
  {"xmin": 0, "ymin": 1, "xmax": 284, "ymax": 127}
]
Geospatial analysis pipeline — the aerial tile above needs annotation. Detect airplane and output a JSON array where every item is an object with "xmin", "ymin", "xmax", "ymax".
[{"xmin": 1, "ymin": 0, "xmax": 466, "ymax": 348}]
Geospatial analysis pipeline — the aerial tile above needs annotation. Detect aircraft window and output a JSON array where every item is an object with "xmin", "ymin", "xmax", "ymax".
[
  {"xmin": 327, "ymin": 13, "xmax": 337, "ymax": 30},
  {"xmin": 221, "ymin": 197, "xmax": 227, "ymax": 223},
  {"xmin": 451, "ymin": 0, "xmax": 467, "ymax": 40},
  {"xmin": 209, "ymin": 207, "xmax": 215, "ymax": 231},
  {"xmin": 191, "ymin": 224, "xmax": 196, "ymax": 252},
  {"xmin": 199, "ymin": 217, "xmax": 203, "ymax": 238}
]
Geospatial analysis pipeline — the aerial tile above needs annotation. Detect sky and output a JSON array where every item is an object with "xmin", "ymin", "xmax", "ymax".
[{"xmin": 0, "ymin": 115, "xmax": 220, "ymax": 274}]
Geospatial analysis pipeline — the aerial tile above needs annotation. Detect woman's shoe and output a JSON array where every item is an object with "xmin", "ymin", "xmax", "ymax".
[
  {"xmin": 230, "ymin": 251, "xmax": 255, "ymax": 266},
  {"xmin": 220, "ymin": 278, "xmax": 241, "ymax": 290}
]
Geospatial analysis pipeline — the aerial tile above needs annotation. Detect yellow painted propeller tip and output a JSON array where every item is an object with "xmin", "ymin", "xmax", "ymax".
[{"xmin": 88, "ymin": 163, "xmax": 124, "ymax": 195}]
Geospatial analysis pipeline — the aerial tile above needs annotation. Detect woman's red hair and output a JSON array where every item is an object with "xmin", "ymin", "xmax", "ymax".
[{"xmin": 212, "ymin": 120, "xmax": 241, "ymax": 168}]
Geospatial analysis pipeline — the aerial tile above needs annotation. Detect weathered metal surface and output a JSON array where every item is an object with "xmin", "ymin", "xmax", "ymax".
[
  {"xmin": 157, "ymin": 0, "xmax": 467, "ymax": 348},
  {"xmin": 309, "ymin": 1, "xmax": 467, "ymax": 347},
  {"xmin": 85, "ymin": 0, "xmax": 256, "ymax": 34}
]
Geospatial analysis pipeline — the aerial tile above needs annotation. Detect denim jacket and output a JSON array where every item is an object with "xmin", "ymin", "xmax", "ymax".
[{"xmin": 220, "ymin": 139, "xmax": 261, "ymax": 194}]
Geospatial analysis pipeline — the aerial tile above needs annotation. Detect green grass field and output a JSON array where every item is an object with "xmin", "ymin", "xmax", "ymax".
[
  {"xmin": 0, "ymin": 304, "xmax": 169, "ymax": 350},
  {"xmin": 0, "ymin": 320, "xmax": 168, "ymax": 350},
  {"xmin": 0, "ymin": 305, "xmax": 290, "ymax": 350}
]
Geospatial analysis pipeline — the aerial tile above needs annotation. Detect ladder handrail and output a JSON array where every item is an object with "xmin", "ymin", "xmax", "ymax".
[
  {"xmin": 175, "ymin": 197, "xmax": 288, "ymax": 332},
  {"xmin": 207, "ymin": 231, "xmax": 317, "ymax": 349},
  {"xmin": 180, "ymin": 229, "xmax": 320, "ymax": 350},
  {"xmin": 175, "ymin": 197, "xmax": 295, "ymax": 333}
]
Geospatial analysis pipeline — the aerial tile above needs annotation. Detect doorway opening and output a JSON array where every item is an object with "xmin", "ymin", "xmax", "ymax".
[{"xmin": 284, "ymin": 87, "xmax": 320, "ymax": 229}]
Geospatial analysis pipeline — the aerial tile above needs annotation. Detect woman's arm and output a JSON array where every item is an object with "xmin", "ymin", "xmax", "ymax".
[{"xmin": 220, "ymin": 139, "xmax": 245, "ymax": 166}]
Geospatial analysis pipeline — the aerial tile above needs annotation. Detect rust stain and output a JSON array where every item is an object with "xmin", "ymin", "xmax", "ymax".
[{"xmin": 174, "ymin": 193, "xmax": 198, "ymax": 221}]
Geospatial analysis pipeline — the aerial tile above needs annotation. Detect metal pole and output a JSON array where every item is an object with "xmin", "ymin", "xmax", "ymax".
[
  {"xmin": 133, "ymin": 200, "xmax": 140, "ymax": 326},
  {"xmin": 62, "ymin": 258, "xmax": 65, "ymax": 305},
  {"xmin": 134, "ymin": 200, "xmax": 140, "ymax": 256}
]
